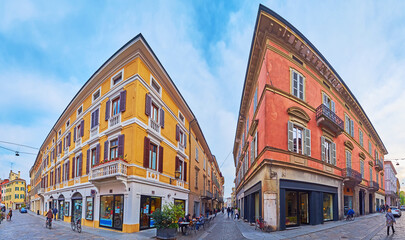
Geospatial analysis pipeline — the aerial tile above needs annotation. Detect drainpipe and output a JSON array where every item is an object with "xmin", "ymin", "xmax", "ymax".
[{"xmin": 189, "ymin": 118, "xmax": 196, "ymax": 214}]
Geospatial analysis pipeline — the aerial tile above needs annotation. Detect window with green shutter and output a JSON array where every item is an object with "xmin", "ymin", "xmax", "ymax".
[
  {"xmin": 288, "ymin": 121, "xmax": 311, "ymax": 156},
  {"xmin": 291, "ymin": 69, "xmax": 305, "ymax": 100},
  {"xmin": 359, "ymin": 129, "xmax": 363, "ymax": 147},
  {"xmin": 360, "ymin": 160, "xmax": 364, "ymax": 178},
  {"xmin": 345, "ymin": 150, "xmax": 352, "ymax": 168},
  {"xmin": 370, "ymin": 167, "xmax": 373, "ymax": 181},
  {"xmin": 369, "ymin": 141, "xmax": 372, "ymax": 156}
]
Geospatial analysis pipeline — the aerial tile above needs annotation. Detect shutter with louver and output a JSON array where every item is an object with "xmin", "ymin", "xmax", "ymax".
[
  {"xmin": 305, "ymin": 128, "xmax": 311, "ymax": 156},
  {"xmin": 321, "ymin": 136, "xmax": 325, "ymax": 161},
  {"xmin": 143, "ymin": 137, "xmax": 150, "ymax": 168},
  {"xmin": 105, "ymin": 99, "xmax": 110, "ymax": 121},
  {"xmin": 184, "ymin": 134, "xmax": 187, "ymax": 148},
  {"xmin": 287, "ymin": 121, "xmax": 293, "ymax": 151},
  {"xmin": 175, "ymin": 125, "xmax": 180, "ymax": 141},
  {"xmin": 332, "ymin": 142, "xmax": 336, "ymax": 165},
  {"xmin": 184, "ymin": 161, "xmax": 187, "ymax": 181},
  {"xmin": 145, "ymin": 94, "xmax": 151, "ymax": 116},
  {"xmin": 118, "ymin": 134, "xmax": 125, "ymax": 158},
  {"xmin": 86, "ymin": 149, "xmax": 90, "ymax": 174},
  {"xmin": 96, "ymin": 144, "xmax": 100, "ymax": 165},
  {"xmin": 158, "ymin": 146, "xmax": 163, "ymax": 173},
  {"xmin": 81, "ymin": 120, "xmax": 84, "ymax": 137},
  {"xmin": 72, "ymin": 157, "xmax": 75, "ymax": 179},
  {"xmin": 120, "ymin": 90, "xmax": 126, "ymax": 112},
  {"xmin": 331, "ymin": 100, "xmax": 335, "ymax": 113},
  {"xmin": 78, "ymin": 154, "xmax": 82, "ymax": 177},
  {"xmin": 104, "ymin": 140, "xmax": 109, "ymax": 161},
  {"xmin": 73, "ymin": 126, "xmax": 76, "ymax": 141},
  {"xmin": 160, "ymin": 109, "xmax": 165, "ymax": 128}
]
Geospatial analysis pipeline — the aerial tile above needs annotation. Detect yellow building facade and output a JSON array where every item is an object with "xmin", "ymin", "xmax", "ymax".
[
  {"xmin": 2, "ymin": 171, "xmax": 26, "ymax": 210},
  {"xmin": 29, "ymin": 34, "xmax": 222, "ymax": 233}
]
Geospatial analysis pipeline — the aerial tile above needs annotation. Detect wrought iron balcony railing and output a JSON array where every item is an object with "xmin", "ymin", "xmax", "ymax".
[
  {"xmin": 316, "ymin": 104, "xmax": 344, "ymax": 135},
  {"xmin": 375, "ymin": 159, "xmax": 384, "ymax": 171},
  {"xmin": 369, "ymin": 181, "xmax": 379, "ymax": 192},
  {"xmin": 200, "ymin": 190, "xmax": 213, "ymax": 199},
  {"xmin": 342, "ymin": 168, "xmax": 362, "ymax": 185}
]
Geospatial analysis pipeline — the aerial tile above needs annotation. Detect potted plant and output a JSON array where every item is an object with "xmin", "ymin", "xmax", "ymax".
[{"xmin": 149, "ymin": 202, "xmax": 184, "ymax": 239}]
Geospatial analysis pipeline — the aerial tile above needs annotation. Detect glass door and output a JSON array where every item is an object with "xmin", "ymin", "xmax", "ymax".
[
  {"xmin": 113, "ymin": 195, "xmax": 124, "ymax": 230},
  {"xmin": 140, "ymin": 196, "xmax": 151, "ymax": 230},
  {"xmin": 299, "ymin": 193, "xmax": 309, "ymax": 224}
]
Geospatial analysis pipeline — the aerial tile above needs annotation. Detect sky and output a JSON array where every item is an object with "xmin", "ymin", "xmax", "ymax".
[{"xmin": 1, "ymin": 0, "xmax": 405, "ymax": 198}]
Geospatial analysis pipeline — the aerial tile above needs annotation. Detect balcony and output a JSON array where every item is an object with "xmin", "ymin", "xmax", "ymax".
[
  {"xmin": 385, "ymin": 190, "xmax": 396, "ymax": 196},
  {"xmin": 90, "ymin": 126, "xmax": 99, "ymax": 138},
  {"xmin": 369, "ymin": 181, "xmax": 379, "ymax": 192},
  {"xmin": 150, "ymin": 119, "xmax": 160, "ymax": 133},
  {"xmin": 109, "ymin": 114, "xmax": 121, "ymax": 128},
  {"xmin": 89, "ymin": 159, "xmax": 128, "ymax": 183},
  {"xmin": 342, "ymin": 168, "xmax": 362, "ymax": 186},
  {"xmin": 375, "ymin": 159, "xmax": 384, "ymax": 171},
  {"xmin": 179, "ymin": 143, "xmax": 185, "ymax": 153},
  {"xmin": 201, "ymin": 190, "xmax": 213, "ymax": 199},
  {"xmin": 316, "ymin": 104, "xmax": 344, "ymax": 136}
]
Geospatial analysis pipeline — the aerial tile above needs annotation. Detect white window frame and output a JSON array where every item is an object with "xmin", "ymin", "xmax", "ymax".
[
  {"xmin": 292, "ymin": 124, "xmax": 304, "ymax": 154},
  {"xmin": 359, "ymin": 128, "xmax": 363, "ymax": 147},
  {"xmin": 111, "ymin": 69, "xmax": 124, "ymax": 88},
  {"xmin": 75, "ymin": 154, "xmax": 81, "ymax": 178},
  {"xmin": 91, "ymin": 108, "xmax": 100, "ymax": 130},
  {"xmin": 150, "ymin": 75, "xmax": 162, "ymax": 97},
  {"xmin": 77, "ymin": 105, "xmax": 83, "ymax": 117},
  {"xmin": 58, "ymin": 129, "xmax": 62, "ymax": 137},
  {"xmin": 291, "ymin": 69, "xmax": 305, "ymax": 101},
  {"xmin": 324, "ymin": 138, "xmax": 332, "ymax": 164},
  {"xmin": 178, "ymin": 111, "xmax": 185, "ymax": 124},
  {"xmin": 92, "ymin": 87, "xmax": 101, "ymax": 103},
  {"xmin": 66, "ymin": 119, "xmax": 70, "ymax": 128}
]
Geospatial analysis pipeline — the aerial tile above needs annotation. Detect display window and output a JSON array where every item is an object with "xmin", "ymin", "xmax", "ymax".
[
  {"xmin": 85, "ymin": 197, "xmax": 94, "ymax": 220},
  {"xmin": 64, "ymin": 202, "xmax": 70, "ymax": 216},
  {"xmin": 323, "ymin": 193, "xmax": 333, "ymax": 221},
  {"xmin": 99, "ymin": 195, "xmax": 124, "ymax": 230},
  {"xmin": 72, "ymin": 199, "xmax": 82, "ymax": 221},
  {"xmin": 174, "ymin": 199, "xmax": 185, "ymax": 213}
]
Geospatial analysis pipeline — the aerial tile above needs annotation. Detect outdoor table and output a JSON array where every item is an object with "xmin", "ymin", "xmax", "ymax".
[{"xmin": 179, "ymin": 222, "xmax": 190, "ymax": 235}]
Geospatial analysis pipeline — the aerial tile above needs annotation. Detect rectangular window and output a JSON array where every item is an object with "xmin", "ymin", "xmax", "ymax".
[
  {"xmin": 149, "ymin": 143, "xmax": 157, "ymax": 170},
  {"xmin": 345, "ymin": 150, "xmax": 352, "ymax": 168},
  {"xmin": 370, "ymin": 167, "xmax": 373, "ymax": 182},
  {"xmin": 112, "ymin": 71, "xmax": 123, "ymax": 86},
  {"xmin": 93, "ymin": 89, "xmax": 100, "ymax": 101},
  {"xmin": 324, "ymin": 139, "xmax": 331, "ymax": 164},
  {"xmin": 179, "ymin": 112, "xmax": 185, "ymax": 123},
  {"xmin": 151, "ymin": 103, "xmax": 159, "ymax": 123},
  {"xmin": 345, "ymin": 114, "xmax": 354, "ymax": 137},
  {"xmin": 195, "ymin": 148, "xmax": 199, "ymax": 162},
  {"xmin": 359, "ymin": 129, "xmax": 363, "ymax": 147},
  {"xmin": 375, "ymin": 150, "xmax": 379, "ymax": 161},
  {"xmin": 110, "ymin": 139, "xmax": 118, "ymax": 160},
  {"xmin": 254, "ymin": 87, "xmax": 258, "ymax": 113},
  {"xmin": 195, "ymin": 169, "xmax": 199, "ymax": 188},
  {"xmin": 291, "ymin": 69, "xmax": 304, "ymax": 100},
  {"xmin": 322, "ymin": 93, "xmax": 335, "ymax": 112},
  {"xmin": 246, "ymin": 116, "xmax": 249, "ymax": 136},
  {"xmin": 76, "ymin": 157, "xmax": 80, "ymax": 177},
  {"xmin": 91, "ymin": 148, "xmax": 97, "ymax": 166},
  {"xmin": 293, "ymin": 125, "xmax": 304, "ymax": 154},
  {"xmin": 151, "ymin": 78, "xmax": 161, "ymax": 94},
  {"xmin": 369, "ymin": 141, "xmax": 372, "ymax": 156},
  {"xmin": 66, "ymin": 119, "xmax": 70, "ymax": 128},
  {"xmin": 112, "ymin": 97, "xmax": 120, "ymax": 116},
  {"xmin": 376, "ymin": 173, "xmax": 379, "ymax": 185},
  {"xmin": 77, "ymin": 106, "xmax": 83, "ymax": 116},
  {"xmin": 360, "ymin": 160, "xmax": 364, "ymax": 178}
]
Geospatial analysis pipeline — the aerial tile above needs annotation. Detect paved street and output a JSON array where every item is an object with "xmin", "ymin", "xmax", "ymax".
[{"xmin": 1, "ymin": 211, "xmax": 405, "ymax": 239}]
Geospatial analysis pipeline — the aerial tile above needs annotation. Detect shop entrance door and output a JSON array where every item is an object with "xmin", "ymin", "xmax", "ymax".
[
  {"xmin": 99, "ymin": 195, "xmax": 124, "ymax": 230},
  {"xmin": 140, "ymin": 196, "xmax": 162, "ymax": 230},
  {"xmin": 285, "ymin": 190, "xmax": 309, "ymax": 227},
  {"xmin": 58, "ymin": 200, "xmax": 64, "ymax": 220},
  {"xmin": 369, "ymin": 194, "xmax": 373, "ymax": 213},
  {"xmin": 299, "ymin": 193, "xmax": 309, "ymax": 224}
]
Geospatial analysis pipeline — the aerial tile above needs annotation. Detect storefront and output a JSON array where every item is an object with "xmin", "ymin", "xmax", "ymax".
[
  {"xmin": 175, "ymin": 199, "xmax": 186, "ymax": 214},
  {"xmin": 99, "ymin": 195, "xmax": 124, "ymax": 230},
  {"xmin": 242, "ymin": 182, "xmax": 261, "ymax": 223},
  {"xmin": 58, "ymin": 195, "xmax": 65, "ymax": 220},
  {"xmin": 140, "ymin": 195, "xmax": 162, "ymax": 230},
  {"xmin": 85, "ymin": 196, "xmax": 94, "ymax": 221},
  {"xmin": 71, "ymin": 193, "xmax": 83, "ymax": 222},
  {"xmin": 280, "ymin": 180, "xmax": 338, "ymax": 230}
]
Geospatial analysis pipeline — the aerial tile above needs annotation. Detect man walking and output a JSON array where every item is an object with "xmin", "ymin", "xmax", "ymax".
[{"xmin": 52, "ymin": 207, "xmax": 58, "ymax": 220}]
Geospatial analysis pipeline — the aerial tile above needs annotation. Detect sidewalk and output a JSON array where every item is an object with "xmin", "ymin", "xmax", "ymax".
[
  {"xmin": 235, "ymin": 213, "xmax": 385, "ymax": 240},
  {"xmin": 27, "ymin": 210, "xmax": 156, "ymax": 240}
]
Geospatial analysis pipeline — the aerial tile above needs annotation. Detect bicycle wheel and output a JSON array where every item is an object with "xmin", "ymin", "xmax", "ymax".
[
  {"xmin": 77, "ymin": 222, "xmax": 82, "ymax": 233},
  {"xmin": 71, "ymin": 221, "xmax": 75, "ymax": 231}
]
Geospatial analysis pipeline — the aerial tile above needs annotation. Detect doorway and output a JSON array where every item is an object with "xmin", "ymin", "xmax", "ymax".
[
  {"xmin": 359, "ymin": 191, "xmax": 364, "ymax": 215},
  {"xmin": 369, "ymin": 194, "xmax": 373, "ymax": 213},
  {"xmin": 285, "ymin": 191, "xmax": 309, "ymax": 226},
  {"xmin": 99, "ymin": 195, "xmax": 124, "ymax": 230},
  {"xmin": 140, "ymin": 196, "xmax": 162, "ymax": 230}
]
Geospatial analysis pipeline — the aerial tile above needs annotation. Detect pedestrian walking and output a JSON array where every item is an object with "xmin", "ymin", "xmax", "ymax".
[
  {"xmin": 381, "ymin": 204, "xmax": 385, "ymax": 213},
  {"xmin": 53, "ymin": 207, "xmax": 58, "ymax": 220},
  {"xmin": 231, "ymin": 208, "xmax": 234, "ymax": 218},
  {"xmin": 386, "ymin": 208, "xmax": 396, "ymax": 235},
  {"xmin": 227, "ymin": 207, "xmax": 230, "ymax": 218},
  {"xmin": 234, "ymin": 208, "xmax": 239, "ymax": 220},
  {"xmin": 7, "ymin": 209, "xmax": 12, "ymax": 221}
]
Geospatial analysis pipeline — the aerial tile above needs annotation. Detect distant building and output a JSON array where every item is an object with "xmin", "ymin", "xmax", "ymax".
[
  {"xmin": 226, "ymin": 197, "xmax": 232, "ymax": 208},
  {"xmin": 2, "ymin": 170, "xmax": 26, "ymax": 209},
  {"xmin": 384, "ymin": 161, "xmax": 398, "ymax": 206}
]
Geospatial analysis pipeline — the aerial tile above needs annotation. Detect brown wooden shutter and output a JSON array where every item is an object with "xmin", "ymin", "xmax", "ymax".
[
  {"xmin": 176, "ymin": 124, "xmax": 180, "ymax": 141},
  {"xmin": 86, "ymin": 149, "xmax": 90, "ymax": 174},
  {"xmin": 183, "ymin": 161, "xmax": 187, "ymax": 182},
  {"xmin": 145, "ymin": 94, "xmax": 151, "ymax": 116},
  {"xmin": 79, "ymin": 153, "xmax": 83, "ymax": 176},
  {"xmin": 120, "ymin": 90, "xmax": 126, "ymax": 112},
  {"xmin": 73, "ymin": 126, "xmax": 76, "ymax": 141},
  {"xmin": 175, "ymin": 157, "xmax": 180, "ymax": 171},
  {"xmin": 143, "ymin": 137, "xmax": 150, "ymax": 168},
  {"xmin": 118, "ymin": 134, "xmax": 125, "ymax": 158},
  {"xmin": 72, "ymin": 157, "xmax": 75, "ymax": 178},
  {"xmin": 67, "ymin": 161, "xmax": 70, "ymax": 180},
  {"xmin": 160, "ymin": 109, "xmax": 165, "ymax": 128},
  {"xmin": 105, "ymin": 99, "xmax": 110, "ymax": 120},
  {"xmin": 184, "ymin": 134, "xmax": 187, "ymax": 148},
  {"xmin": 80, "ymin": 120, "xmax": 84, "ymax": 137},
  {"xmin": 104, "ymin": 140, "xmax": 109, "ymax": 161},
  {"xmin": 96, "ymin": 144, "xmax": 100, "ymax": 165},
  {"xmin": 158, "ymin": 146, "xmax": 163, "ymax": 173}
]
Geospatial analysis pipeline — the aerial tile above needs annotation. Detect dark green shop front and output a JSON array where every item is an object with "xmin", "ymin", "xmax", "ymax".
[{"xmin": 280, "ymin": 179, "xmax": 338, "ymax": 230}]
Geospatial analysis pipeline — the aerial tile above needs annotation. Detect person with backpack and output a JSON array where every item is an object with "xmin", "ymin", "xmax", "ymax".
[{"xmin": 53, "ymin": 207, "xmax": 58, "ymax": 220}]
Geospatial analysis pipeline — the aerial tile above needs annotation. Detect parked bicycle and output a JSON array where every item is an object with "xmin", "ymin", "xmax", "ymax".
[
  {"xmin": 255, "ymin": 217, "xmax": 271, "ymax": 232},
  {"xmin": 71, "ymin": 217, "xmax": 82, "ymax": 233},
  {"xmin": 346, "ymin": 214, "xmax": 355, "ymax": 221}
]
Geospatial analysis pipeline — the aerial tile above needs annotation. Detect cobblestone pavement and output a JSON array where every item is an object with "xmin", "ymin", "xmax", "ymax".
[{"xmin": 371, "ymin": 213, "xmax": 405, "ymax": 240}]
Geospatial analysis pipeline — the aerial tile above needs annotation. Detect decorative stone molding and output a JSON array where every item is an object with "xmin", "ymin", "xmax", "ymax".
[
  {"xmin": 368, "ymin": 160, "xmax": 374, "ymax": 166},
  {"xmin": 359, "ymin": 152, "xmax": 366, "ymax": 160},
  {"xmin": 249, "ymin": 119, "xmax": 259, "ymax": 136},
  {"xmin": 287, "ymin": 106, "xmax": 311, "ymax": 123},
  {"xmin": 344, "ymin": 140, "xmax": 354, "ymax": 150}
]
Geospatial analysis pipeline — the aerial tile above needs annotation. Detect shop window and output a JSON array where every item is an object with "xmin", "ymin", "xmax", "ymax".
[
  {"xmin": 140, "ymin": 196, "xmax": 161, "ymax": 230},
  {"xmin": 85, "ymin": 197, "xmax": 94, "ymax": 221},
  {"xmin": 323, "ymin": 193, "xmax": 333, "ymax": 221},
  {"xmin": 64, "ymin": 202, "xmax": 70, "ymax": 216}
]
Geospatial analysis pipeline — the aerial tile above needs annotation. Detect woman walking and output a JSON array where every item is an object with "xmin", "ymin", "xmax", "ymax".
[{"xmin": 386, "ymin": 208, "xmax": 396, "ymax": 235}]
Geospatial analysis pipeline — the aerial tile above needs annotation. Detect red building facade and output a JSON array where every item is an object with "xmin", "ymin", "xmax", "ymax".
[{"xmin": 233, "ymin": 5, "xmax": 387, "ymax": 231}]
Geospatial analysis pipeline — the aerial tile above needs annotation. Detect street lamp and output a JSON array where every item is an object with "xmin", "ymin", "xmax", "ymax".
[{"xmin": 170, "ymin": 170, "xmax": 181, "ymax": 184}]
